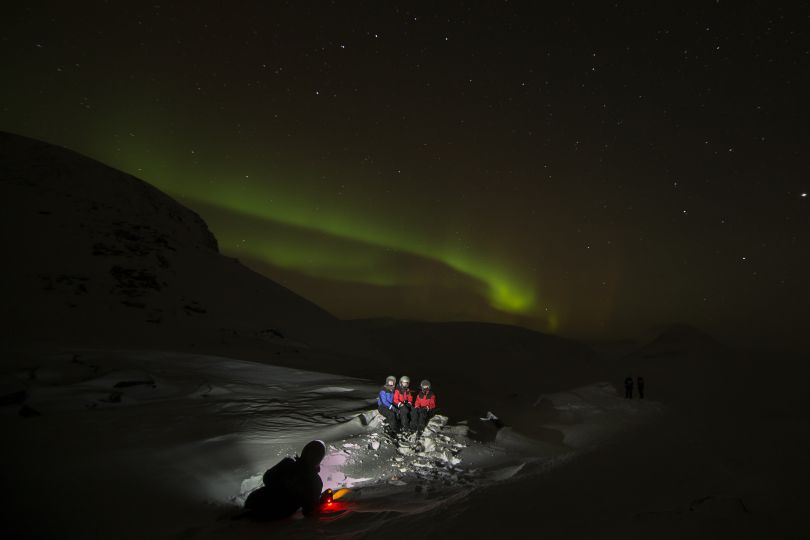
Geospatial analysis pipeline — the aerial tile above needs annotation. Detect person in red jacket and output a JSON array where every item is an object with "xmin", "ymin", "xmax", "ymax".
[
  {"xmin": 393, "ymin": 375, "xmax": 414, "ymax": 431},
  {"xmin": 413, "ymin": 379, "xmax": 437, "ymax": 431}
]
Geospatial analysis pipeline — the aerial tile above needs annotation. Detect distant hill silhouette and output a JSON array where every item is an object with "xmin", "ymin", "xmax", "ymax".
[{"xmin": 0, "ymin": 131, "xmax": 351, "ymax": 356}]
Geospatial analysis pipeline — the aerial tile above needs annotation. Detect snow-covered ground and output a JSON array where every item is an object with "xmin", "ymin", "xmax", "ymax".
[{"xmin": 0, "ymin": 349, "xmax": 661, "ymax": 539}]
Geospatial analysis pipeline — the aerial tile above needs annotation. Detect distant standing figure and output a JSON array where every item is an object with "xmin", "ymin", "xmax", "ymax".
[
  {"xmin": 394, "ymin": 376, "xmax": 414, "ymax": 431},
  {"xmin": 377, "ymin": 375, "xmax": 398, "ymax": 432},
  {"xmin": 413, "ymin": 379, "xmax": 437, "ymax": 431},
  {"xmin": 637, "ymin": 376, "xmax": 645, "ymax": 399},
  {"xmin": 624, "ymin": 376, "xmax": 634, "ymax": 399}
]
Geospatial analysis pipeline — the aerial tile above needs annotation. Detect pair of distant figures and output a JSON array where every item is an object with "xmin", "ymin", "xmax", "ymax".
[{"xmin": 624, "ymin": 376, "xmax": 645, "ymax": 399}]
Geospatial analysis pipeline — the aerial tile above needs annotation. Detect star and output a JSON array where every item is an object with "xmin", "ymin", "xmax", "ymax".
[{"xmin": 3, "ymin": 0, "xmax": 807, "ymax": 353}]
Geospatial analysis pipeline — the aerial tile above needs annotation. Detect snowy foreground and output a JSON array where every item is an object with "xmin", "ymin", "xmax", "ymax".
[{"xmin": 1, "ymin": 350, "xmax": 661, "ymax": 539}]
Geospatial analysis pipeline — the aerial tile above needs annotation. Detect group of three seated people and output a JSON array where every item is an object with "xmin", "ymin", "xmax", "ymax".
[{"xmin": 376, "ymin": 375, "xmax": 437, "ymax": 433}]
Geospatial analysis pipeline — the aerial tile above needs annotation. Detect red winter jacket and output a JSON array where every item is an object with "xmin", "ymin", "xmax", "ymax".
[
  {"xmin": 415, "ymin": 390, "xmax": 436, "ymax": 410},
  {"xmin": 393, "ymin": 386, "xmax": 413, "ymax": 406}
]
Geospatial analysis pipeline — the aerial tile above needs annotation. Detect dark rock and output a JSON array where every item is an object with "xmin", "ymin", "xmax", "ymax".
[
  {"xmin": 113, "ymin": 379, "xmax": 155, "ymax": 389},
  {"xmin": 0, "ymin": 389, "xmax": 27, "ymax": 406},
  {"xmin": 92, "ymin": 242, "xmax": 125, "ymax": 256},
  {"xmin": 19, "ymin": 404, "xmax": 41, "ymax": 418},
  {"xmin": 71, "ymin": 355, "xmax": 101, "ymax": 374},
  {"xmin": 184, "ymin": 302, "xmax": 207, "ymax": 314},
  {"xmin": 103, "ymin": 391, "xmax": 123, "ymax": 403},
  {"xmin": 689, "ymin": 495, "xmax": 751, "ymax": 514},
  {"xmin": 258, "ymin": 328, "xmax": 285, "ymax": 339},
  {"xmin": 110, "ymin": 265, "xmax": 162, "ymax": 292},
  {"xmin": 114, "ymin": 228, "xmax": 142, "ymax": 242}
]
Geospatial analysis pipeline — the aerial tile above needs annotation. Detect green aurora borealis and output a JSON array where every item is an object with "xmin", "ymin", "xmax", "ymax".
[
  {"xmin": 2, "ymin": 2, "xmax": 809, "ymax": 347},
  {"xmin": 102, "ymin": 131, "xmax": 551, "ymax": 327},
  {"xmin": 178, "ymin": 184, "xmax": 540, "ymax": 314}
]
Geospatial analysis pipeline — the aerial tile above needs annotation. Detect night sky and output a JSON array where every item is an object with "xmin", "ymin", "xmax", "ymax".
[{"xmin": 2, "ymin": 2, "xmax": 808, "ymax": 349}]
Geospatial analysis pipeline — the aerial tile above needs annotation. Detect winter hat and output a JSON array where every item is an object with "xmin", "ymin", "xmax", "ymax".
[{"xmin": 300, "ymin": 440, "xmax": 326, "ymax": 469}]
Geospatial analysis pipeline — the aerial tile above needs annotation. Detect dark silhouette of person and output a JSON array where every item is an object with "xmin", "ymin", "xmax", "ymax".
[
  {"xmin": 637, "ymin": 376, "xmax": 645, "ymax": 399},
  {"xmin": 244, "ymin": 440, "xmax": 326, "ymax": 520},
  {"xmin": 624, "ymin": 376, "xmax": 634, "ymax": 399},
  {"xmin": 377, "ymin": 375, "xmax": 398, "ymax": 432}
]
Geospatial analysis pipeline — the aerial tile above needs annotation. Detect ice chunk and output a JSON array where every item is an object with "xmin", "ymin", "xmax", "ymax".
[
  {"xmin": 344, "ymin": 477, "xmax": 373, "ymax": 487},
  {"xmin": 443, "ymin": 425, "xmax": 469, "ymax": 437},
  {"xmin": 480, "ymin": 411, "xmax": 499, "ymax": 421},
  {"xmin": 239, "ymin": 473, "xmax": 263, "ymax": 500},
  {"xmin": 486, "ymin": 462, "xmax": 525, "ymax": 481},
  {"xmin": 309, "ymin": 386, "xmax": 355, "ymax": 393},
  {"xmin": 427, "ymin": 415, "xmax": 448, "ymax": 430},
  {"xmin": 361, "ymin": 410, "xmax": 386, "ymax": 428}
]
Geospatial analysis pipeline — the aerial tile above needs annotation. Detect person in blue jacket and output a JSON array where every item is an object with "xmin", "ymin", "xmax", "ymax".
[{"xmin": 377, "ymin": 375, "xmax": 398, "ymax": 432}]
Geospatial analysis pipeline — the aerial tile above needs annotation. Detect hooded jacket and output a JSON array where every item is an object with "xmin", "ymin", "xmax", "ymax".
[
  {"xmin": 394, "ymin": 384, "xmax": 414, "ymax": 406},
  {"xmin": 414, "ymin": 389, "xmax": 436, "ymax": 409},
  {"xmin": 245, "ymin": 456, "xmax": 323, "ymax": 519},
  {"xmin": 244, "ymin": 441, "xmax": 325, "ymax": 520},
  {"xmin": 377, "ymin": 386, "xmax": 394, "ymax": 409}
]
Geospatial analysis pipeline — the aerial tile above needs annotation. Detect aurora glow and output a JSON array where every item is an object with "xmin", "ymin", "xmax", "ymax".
[
  {"xmin": 2, "ymin": 2, "xmax": 808, "ymax": 346},
  {"xmin": 80, "ymin": 126, "xmax": 546, "ymax": 325},
  {"xmin": 175, "ymin": 185, "xmax": 538, "ymax": 314}
]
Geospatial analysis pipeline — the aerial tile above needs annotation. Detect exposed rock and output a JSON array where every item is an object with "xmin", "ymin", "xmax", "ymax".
[
  {"xmin": 0, "ymin": 388, "xmax": 27, "ymax": 406},
  {"xmin": 19, "ymin": 404, "xmax": 41, "ymax": 418},
  {"xmin": 113, "ymin": 379, "xmax": 155, "ymax": 389}
]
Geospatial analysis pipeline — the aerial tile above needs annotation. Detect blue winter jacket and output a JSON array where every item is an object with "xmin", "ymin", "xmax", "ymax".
[{"xmin": 377, "ymin": 388, "xmax": 394, "ymax": 409}]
